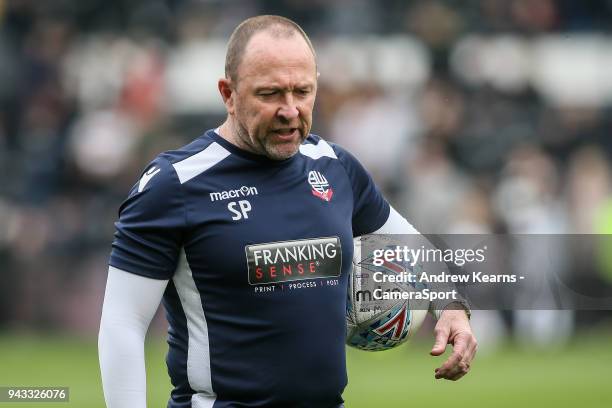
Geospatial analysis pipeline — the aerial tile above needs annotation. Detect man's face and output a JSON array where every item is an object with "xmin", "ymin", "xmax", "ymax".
[{"xmin": 225, "ymin": 31, "xmax": 317, "ymax": 160}]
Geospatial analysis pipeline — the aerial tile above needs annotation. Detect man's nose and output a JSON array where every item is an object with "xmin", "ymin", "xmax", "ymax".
[{"xmin": 277, "ymin": 96, "xmax": 299, "ymax": 121}]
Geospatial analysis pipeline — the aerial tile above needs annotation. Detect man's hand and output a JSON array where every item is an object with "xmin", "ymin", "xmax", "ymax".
[{"xmin": 430, "ymin": 309, "xmax": 477, "ymax": 381}]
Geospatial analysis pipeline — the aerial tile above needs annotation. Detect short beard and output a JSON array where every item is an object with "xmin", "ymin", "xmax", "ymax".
[{"xmin": 234, "ymin": 120, "xmax": 304, "ymax": 161}]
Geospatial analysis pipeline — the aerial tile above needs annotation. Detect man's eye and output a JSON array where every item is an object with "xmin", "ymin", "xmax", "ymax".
[
  {"xmin": 296, "ymin": 89, "xmax": 310, "ymax": 96},
  {"xmin": 259, "ymin": 91, "xmax": 276, "ymax": 96}
]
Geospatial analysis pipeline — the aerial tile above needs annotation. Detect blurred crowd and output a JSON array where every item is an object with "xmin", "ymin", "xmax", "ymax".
[{"xmin": 1, "ymin": 0, "xmax": 612, "ymax": 343}]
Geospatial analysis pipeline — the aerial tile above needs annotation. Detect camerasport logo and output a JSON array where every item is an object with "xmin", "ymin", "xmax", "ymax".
[
  {"xmin": 308, "ymin": 171, "xmax": 333, "ymax": 202},
  {"xmin": 245, "ymin": 237, "xmax": 342, "ymax": 285}
]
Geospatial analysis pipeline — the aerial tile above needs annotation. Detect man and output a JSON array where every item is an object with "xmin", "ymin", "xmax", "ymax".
[{"xmin": 99, "ymin": 15, "xmax": 477, "ymax": 408}]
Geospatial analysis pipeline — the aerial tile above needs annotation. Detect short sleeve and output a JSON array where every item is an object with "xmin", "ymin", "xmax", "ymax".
[
  {"xmin": 333, "ymin": 144, "xmax": 390, "ymax": 237},
  {"xmin": 109, "ymin": 156, "xmax": 186, "ymax": 280}
]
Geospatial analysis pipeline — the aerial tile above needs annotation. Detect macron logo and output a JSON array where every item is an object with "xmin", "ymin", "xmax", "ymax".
[
  {"xmin": 210, "ymin": 186, "xmax": 258, "ymax": 202},
  {"xmin": 138, "ymin": 167, "xmax": 161, "ymax": 193}
]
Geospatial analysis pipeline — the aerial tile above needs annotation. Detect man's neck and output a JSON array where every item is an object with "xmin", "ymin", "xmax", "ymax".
[
  {"xmin": 217, "ymin": 120, "xmax": 233, "ymax": 144},
  {"xmin": 217, "ymin": 119, "xmax": 259, "ymax": 155}
]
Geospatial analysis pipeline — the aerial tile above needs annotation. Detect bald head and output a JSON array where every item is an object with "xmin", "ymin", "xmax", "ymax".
[{"xmin": 224, "ymin": 15, "xmax": 316, "ymax": 83}]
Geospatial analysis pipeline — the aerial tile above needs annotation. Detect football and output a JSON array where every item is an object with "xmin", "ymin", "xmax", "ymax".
[{"xmin": 346, "ymin": 235, "xmax": 429, "ymax": 351}]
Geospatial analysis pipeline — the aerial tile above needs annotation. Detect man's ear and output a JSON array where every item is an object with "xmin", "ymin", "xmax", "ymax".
[{"xmin": 218, "ymin": 78, "xmax": 235, "ymax": 115}]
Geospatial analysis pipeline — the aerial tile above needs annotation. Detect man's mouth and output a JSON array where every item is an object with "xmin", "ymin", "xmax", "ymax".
[{"xmin": 271, "ymin": 128, "xmax": 299, "ymax": 139}]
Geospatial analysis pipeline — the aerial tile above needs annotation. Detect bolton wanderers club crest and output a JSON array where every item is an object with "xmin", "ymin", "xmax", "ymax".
[{"xmin": 308, "ymin": 170, "xmax": 333, "ymax": 202}]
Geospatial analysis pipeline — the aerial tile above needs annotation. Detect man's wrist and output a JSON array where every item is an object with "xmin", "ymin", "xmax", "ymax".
[{"xmin": 433, "ymin": 301, "xmax": 471, "ymax": 320}]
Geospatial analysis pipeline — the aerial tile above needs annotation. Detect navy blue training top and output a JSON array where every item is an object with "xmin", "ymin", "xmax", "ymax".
[{"xmin": 109, "ymin": 129, "xmax": 390, "ymax": 408}]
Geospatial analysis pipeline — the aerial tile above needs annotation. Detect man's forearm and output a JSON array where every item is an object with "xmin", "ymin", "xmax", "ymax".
[
  {"xmin": 99, "ymin": 315, "xmax": 148, "ymax": 407},
  {"xmin": 99, "ymin": 266, "xmax": 168, "ymax": 408}
]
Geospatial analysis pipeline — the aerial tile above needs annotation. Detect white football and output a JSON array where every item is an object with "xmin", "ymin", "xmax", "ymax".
[{"xmin": 346, "ymin": 235, "xmax": 429, "ymax": 351}]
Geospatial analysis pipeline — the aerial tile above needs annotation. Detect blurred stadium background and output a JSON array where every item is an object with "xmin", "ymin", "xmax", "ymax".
[{"xmin": 1, "ymin": 0, "xmax": 612, "ymax": 406}]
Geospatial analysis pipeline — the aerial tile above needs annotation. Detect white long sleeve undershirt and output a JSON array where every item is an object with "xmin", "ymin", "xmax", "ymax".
[
  {"xmin": 98, "ymin": 266, "xmax": 168, "ymax": 408},
  {"xmin": 374, "ymin": 205, "xmax": 420, "ymax": 235}
]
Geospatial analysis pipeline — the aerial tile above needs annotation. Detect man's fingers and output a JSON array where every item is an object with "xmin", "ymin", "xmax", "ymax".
[
  {"xmin": 434, "ymin": 332, "xmax": 477, "ymax": 380},
  {"xmin": 447, "ymin": 363, "xmax": 470, "ymax": 381},
  {"xmin": 434, "ymin": 334, "xmax": 468, "ymax": 374},
  {"xmin": 430, "ymin": 326, "xmax": 450, "ymax": 356},
  {"xmin": 435, "ymin": 357, "xmax": 470, "ymax": 380},
  {"xmin": 430, "ymin": 309, "xmax": 478, "ymax": 381},
  {"xmin": 434, "ymin": 350, "xmax": 463, "ymax": 378},
  {"xmin": 434, "ymin": 349, "xmax": 464, "ymax": 379},
  {"xmin": 466, "ymin": 338, "xmax": 478, "ymax": 365}
]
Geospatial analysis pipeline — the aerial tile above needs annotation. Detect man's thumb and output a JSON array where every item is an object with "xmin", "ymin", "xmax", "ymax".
[{"xmin": 430, "ymin": 328, "xmax": 449, "ymax": 356}]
